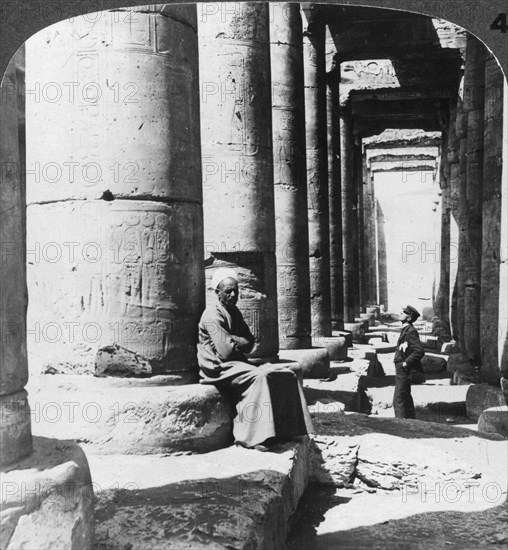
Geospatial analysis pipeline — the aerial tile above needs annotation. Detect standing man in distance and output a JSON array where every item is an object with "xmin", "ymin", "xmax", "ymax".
[
  {"xmin": 197, "ymin": 267, "xmax": 313, "ymax": 449},
  {"xmin": 393, "ymin": 305, "xmax": 425, "ymax": 419}
]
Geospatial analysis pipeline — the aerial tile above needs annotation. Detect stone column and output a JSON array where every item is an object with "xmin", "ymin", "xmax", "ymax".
[
  {"xmin": 376, "ymin": 199, "xmax": 389, "ymax": 310},
  {"xmin": 481, "ymin": 55, "xmax": 505, "ymax": 383},
  {"xmin": 357, "ymin": 150, "xmax": 366, "ymax": 310},
  {"xmin": 270, "ymin": 3, "xmax": 312, "ymax": 349},
  {"xmin": 463, "ymin": 35, "xmax": 487, "ymax": 365},
  {"xmin": 364, "ymin": 169, "xmax": 378, "ymax": 306},
  {"xmin": 0, "ymin": 55, "xmax": 32, "ymax": 466},
  {"xmin": 500, "ymin": 79, "xmax": 508, "ymax": 395},
  {"xmin": 340, "ymin": 105, "xmax": 356, "ymax": 322},
  {"xmin": 435, "ymin": 131, "xmax": 451, "ymax": 334},
  {"xmin": 303, "ymin": 12, "xmax": 331, "ymax": 338},
  {"xmin": 26, "ymin": 6, "xmax": 204, "ymax": 383},
  {"xmin": 352, "ymin": 141, "xmax": 362, "ymax": 317},
  {"xmin": 448, "ymin": 104, "xmax": 460, "ymax": 337},
  {"xmin": 199, "ymin": 3, "xmax": 278, "ymax": 359},
  {"xmin": 327, "ymin": 62, "xmax": 344, "ymax": 331},
  {"xmin": 455, "ymin": 76, "xmax": 468, "ymax": 350}
]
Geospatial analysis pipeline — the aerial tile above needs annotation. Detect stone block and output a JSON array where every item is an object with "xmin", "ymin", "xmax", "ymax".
[
  {"xmin": 344, "ymin": 323, "xmax": 366, "ymax": 344},
  {"xmin": 446, "ymin": 353, "xmax": 470, "ymax": 376},
  {"xmin": 421, "ymin": 354, "xmax": 447, "ymax": 373},
  {"xmin": 466, "ymin": 384, "xmax": 506, "ymax": 421},
  {"xmin": 371, "ymin": 342, "xmax": 397, "ymax": 354},
  {"xmin": 478, "ymin": 406, "xmax": 508, "ymax": 437},
  {"xmin": 27, "ymin": 375, "xmax": 233, "ymax": 454},
  {"xmin": 308, "ymin": 436, "xmax": 358, "ymax": 486},
  {"xmin": 279, "ymin": 347, "xmax": 330, "ymax": 379},
  {"xmin": 501, "ymin": 378, "xmax": 508, "ymax": 406},
  {"xmin": 0, "ymin": 390, "xmax": 32, "ymax": 466},
  {"xmin": 441, "ymin": 341, "xmax": 460, "ymax": 354},
  {"xmin": 90, "ymin": 439, "xmax": 310, "ymax": 550},
  {"xmin": 423, "ymin": 336, "xmax": 440, "ymax": 350},
  {"xmin": 333, "ymin": 330, "xmax": 353, "ymax": 348},
  {"xmin": 1, "ymin": 437, "xmax": 94, "ymax": 550},
  {"xmin": 320, "ymin": 337, "xmax": 348, "ymax": 361},
  {"xmin": 354, "ymin": 318, "xmax": 370, "ymax": 331},
  {"xmin": 95, "ymin": 344, "xmax": 152, "ymax": 377}
]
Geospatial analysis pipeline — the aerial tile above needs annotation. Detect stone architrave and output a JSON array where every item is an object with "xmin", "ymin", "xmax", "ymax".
[
  {"xmin": 481, "ymin": 55, "xmax": 506, "ymax": 383},
  {"xmin": 340, "ymin": 105, "xmax": 357, "ymax": 322},
  {"xmin": 199, "ymin": 3, "xmax": 279, "ymax": 359},
  {"xmin": 0, "ymin": 55, "xmax": 32, "ymax": 466},
  {"xmin": 303, "ymin": 10, "xmax": 332, "ymax": 339},
  {"xmin": 463, "ymin": 34, "xmax": 487, "ymax": 365},
  {"xmin": 26, "ymin": 7, "xmax": 204, "ymax": 382},
  {"xmin": 327, "ymin": 62, "xmax": 344, "ymax": 331},
  {"xmin": 270, "ymin": 3, "xmax": 312, "ymax": 350}
]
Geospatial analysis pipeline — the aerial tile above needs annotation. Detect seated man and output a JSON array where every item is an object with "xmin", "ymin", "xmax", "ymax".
[{"xmin": 197, "ymin": 267, "xmax": 314, "ymax": 449}]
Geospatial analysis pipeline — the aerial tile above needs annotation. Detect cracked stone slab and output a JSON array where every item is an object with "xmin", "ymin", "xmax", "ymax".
[{"xmin": 88, "ymin": 440, "xmax": 309, "ymax": 550}]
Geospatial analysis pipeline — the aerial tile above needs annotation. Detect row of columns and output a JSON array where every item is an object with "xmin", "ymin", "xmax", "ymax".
[
  {"xmin": 437, "ymin": 34, "xmax": 507, "ymax": 384},
  {"xmin": 22, "ymin": 4, "xmax": 371, "ymax": 383}
]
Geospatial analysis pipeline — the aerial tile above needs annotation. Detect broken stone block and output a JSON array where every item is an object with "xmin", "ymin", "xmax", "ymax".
[
  {"xmin": 344, "ymin": 323, "xmax": 366, "ymax": 343},
  {"xmin": 423, "ymin": 336, "xmax": 440, "ymax": 350},
  {"xmin": 371, "ymin": 342, "xmax": 397, "ymax": 354},
  {"xmin": 441, "ymin": 341, "xmax": 460, "ymax": 354},
  {"xmin": 421, "ymin": 354, "xmax": 447, "ymax": 373},
  {"xmin": 278, "ymin": 347, "xmax": 330, "ymax": 379},
  {"xmin": 320, "ymin": 336, "xmax": 348, "ymax": 361},
  {"xmin": 333, "ymin": 330, "xmax": 354, "ymax": 348},
  {"xmin": 446, "ymin": 353, "xmax": 470, "ymax": 376},
  {"xmin": 1, "ymin": 437, "xmax": 93, "ymax": 550},
  {"xmin": 466, "ymin": 384, "xmax": 506, "ymax": 421},
  {"xmin": 95, "ymin": 344, "xmax": 153, "ymax": 377},
  {"xmin": 308, "ymin": 436, "xmax": 359, "ymax": 486},
  {"xmin": 477, "ymin": 406, "xmax": 508, "ymax": 437},
  {"xmin": 27, "ymin": 375, "xmax": 233, "ymax": 454},
  {"xmin": 452, "ymin": 364, "xmax": 483, "ymax": 386}
]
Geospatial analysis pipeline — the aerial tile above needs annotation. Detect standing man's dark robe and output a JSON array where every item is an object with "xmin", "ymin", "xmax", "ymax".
[
  {"xmin": 197, "ymin": 302, "xmax": 314, "ymax": 447},
  {"xmin": 393, "ymin": 320, "xmax": 425, "ymax": 418}
]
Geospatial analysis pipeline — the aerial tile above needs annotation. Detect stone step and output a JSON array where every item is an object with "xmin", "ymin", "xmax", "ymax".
[{"xmin": 89, "ymin": 440, "xmax": 309, "ymax": 550}]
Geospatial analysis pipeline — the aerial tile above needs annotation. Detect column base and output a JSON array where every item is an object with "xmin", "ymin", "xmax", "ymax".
[
  {"xmin": 1, "ymin": 437, "xmax": 94, "ymax": 550},
  {"xmin": 278, "ymin": 347, "xmax": 330, "ymax": 378},
  {"xmin": 478, "ymin": 406, "xmax": 508, "ymax": 437},
  {"xmin": 27, "ymin": 375, "xmax": 233, "ymax": 454}
]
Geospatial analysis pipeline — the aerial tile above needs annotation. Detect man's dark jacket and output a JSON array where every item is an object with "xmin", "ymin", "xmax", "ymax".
[{"xmin": 394, "ymin": 323, "xmax": 425, "ymax": 370}]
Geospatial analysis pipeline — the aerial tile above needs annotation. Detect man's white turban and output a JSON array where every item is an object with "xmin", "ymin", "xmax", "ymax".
[{"xmin": 211, "ymin": 267, "xmax": 239, "ymax": 290}]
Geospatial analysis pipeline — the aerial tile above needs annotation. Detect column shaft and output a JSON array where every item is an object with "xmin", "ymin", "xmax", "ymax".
[
  {"xmin": 340, "ymin": 106, "xmax": 356, "ymax": 322},
  {"xmin": 200, "ymin": 3, "xmax": 278, "ymax": 358},
  {"xmin": 327, "ymin": 66, "xmax": 343, "ymax": 331},
  {"xmin": 0, "ymin": 54, "xmax": 32, "ymax": 466},
  {"xmin": 27, "ymin": 7, "xmax": 204, "ymax": 381},
  {"xmin": 352, "ymin": 142, "xmax": 362, "ymax": 317},
  {"xmin": 481, "ymin": 55, "xmax": 505, "ymax": 382},
  {"xmin": 271, "ymin": 3, "xmax": 312, "ymax": 349},
  {"xmin": 463, "ymin": 35, "xmax": 487, "ymax": 364},
  {"xmin": 303, "ymin": 15, "xmax": 331, "ymax": 338}
]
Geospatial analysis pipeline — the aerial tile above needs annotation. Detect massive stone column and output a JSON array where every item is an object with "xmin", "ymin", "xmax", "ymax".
[
  {"xmin": 352, "ymin": 141, "xmax": 362, "ymax": 317},
  {"xmin": 500, "ymin": 79, "xmax": 508, "ymax": 395},
  {"xmin": 302, "ymin": 11, "xmax": 331, "ymax": 339},
  {"xmin": 270, "ymin": 3, "xmax": 311, "ymax": 349},
  {"xmin": 340, "ymin": 105, "xmax": 356, "ymax": 322},
  {"xmin": 0, "ymin": 55, "xmax": 32, "ymax": 466},
  {"xmin": 455, "ymin": 76, "xmax": 468, "ymax": 350},
  {"xmin": 376, "ymin": 199, "xmax": 389, "ymax": 310},
  {"xmin": 447, "ymin": 104, "xmax": 460, "ymax": 337},
  {"xmin": 481, "ymin": 55, "xmax": 505, "ymax": 383},
  {"xmin": 2, "ymin": 52, "xmax": 94, "ymax": 550},
  {"xmin": 26, "ymin": 6, "xmax": 204, "ymax": 382},
  {"xmin": 435, "ymin": 130, "xmax": 451, "ymax": 335},
  {"xmin": 327, "ymin": 63, "xmax": 344, "ymax": 331},
  {"xmin": 357, "ymin": 150, "xmax": 366, "ymax": 310},
  {"xmin": 363, "ymin": 169, "xmax": 378, "ymax": 306},
  {"xmin": 463, "ymin": 35, "xmax": 487, "ymax": 365},
  {"xmin": 200, "ymin": 3, "xmax": 278, "ymax": 359}
]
